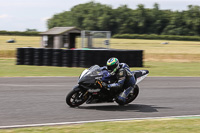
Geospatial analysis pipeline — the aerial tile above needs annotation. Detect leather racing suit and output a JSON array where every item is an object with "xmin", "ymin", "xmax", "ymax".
[{"xmin": 106, "ymin": 63, "xmax": 136, "ymax": 102}]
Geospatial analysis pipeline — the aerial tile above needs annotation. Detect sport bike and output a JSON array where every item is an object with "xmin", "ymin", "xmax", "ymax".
[{"xmin": 66, "ymin": 65, "xmax": 149, "ymax": 107}]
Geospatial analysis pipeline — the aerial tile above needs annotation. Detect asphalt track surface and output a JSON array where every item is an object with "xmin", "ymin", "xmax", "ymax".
[{"xmin": 0, "ymin": 77, "xmax": 200, "ymax": 127}]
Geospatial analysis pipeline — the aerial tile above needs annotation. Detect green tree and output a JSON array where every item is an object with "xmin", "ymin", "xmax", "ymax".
[
  {"xmin": 47, "ymin": 11, "xmax": 74, "ymax": 29},
  {"xmin": 47, "ymin": 2, "xmax": 200, "ymax": 36},
  {"xmin": 185, "ymin": 5, "xmax": 200, "ymax": 35},
  {"xmin": 162, "ymin": 11, "xmax": 189, "ymax": 35},
  {"xmin": 149, "ymin": 3, "xmax": 170, "ymax": 34},
  {"xmin": 114, "ymin": 5, "xmax": 138, "ymax": 34},
  {"xmin": 71, "ymin": 2, "xmax": 114, "ymax": 31}
]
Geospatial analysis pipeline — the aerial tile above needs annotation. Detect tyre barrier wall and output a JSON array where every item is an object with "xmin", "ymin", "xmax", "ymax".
[
  {"xmin": 24, "ymin": 48, "xmax": 34, "ymax": 65},
  {"xmin": 52, "ymin": 49, "xmax": 62, "ymax": 67},
  {"xmin": 43, "ymin": 48, "xmax": 53, "ymax": 66},
  {"xmin": 16, "ymin": 48, "xmax": 25, "ymax": 65},
  {"xmin": 34, "ymin": 48, "xmax": 44, "ymax": 66},
  {"xmin": 16, "ymin": 48, "xmax": 143, "ymax": 67}
]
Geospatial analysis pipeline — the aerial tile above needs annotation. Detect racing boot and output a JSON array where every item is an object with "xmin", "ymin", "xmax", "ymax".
[{"xmin": 117, "ymin": 86, "xmax": 134, "ymax": 103}]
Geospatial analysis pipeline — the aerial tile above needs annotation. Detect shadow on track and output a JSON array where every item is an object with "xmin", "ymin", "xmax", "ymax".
[{"xmin": 78, "ymin": 104, "xmax": 172, "ymax": 113}]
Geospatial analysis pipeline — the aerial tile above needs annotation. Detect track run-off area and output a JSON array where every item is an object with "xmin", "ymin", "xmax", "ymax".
[{"xmin": 0, "ymin": 77, "xmax": 199, "ymax": 128}]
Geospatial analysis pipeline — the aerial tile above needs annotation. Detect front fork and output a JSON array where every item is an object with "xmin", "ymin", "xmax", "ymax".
[{"xmin": 73, "ymin": 85, "xmax": 89, "ymax": 100}]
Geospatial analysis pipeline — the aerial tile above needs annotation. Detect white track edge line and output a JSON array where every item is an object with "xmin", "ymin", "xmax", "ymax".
[{"xmin": 0, "ymin": 115, "xmax": 200, "ymax": 129}]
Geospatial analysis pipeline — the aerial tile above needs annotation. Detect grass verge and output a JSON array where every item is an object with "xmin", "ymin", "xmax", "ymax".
[
  {"xmin": 0, "ymin": 59, "xmax": 200, "ymax": 77},
  {"xmin": 0, "ymin": 118, "xmax": 200, "ymax": 133},
  {"xmin": 0, "ymin": 59, "xmax": 85, "ymax": 77}
]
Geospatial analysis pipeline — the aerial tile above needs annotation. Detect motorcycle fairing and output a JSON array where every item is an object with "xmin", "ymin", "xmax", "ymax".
[
  {"xmin": 78, "ymin": 65, "xmax": 102, "ymax": 84},
  {"xmin": 132, "ymin": 70, "xmax": 149, "ymax": 84}
]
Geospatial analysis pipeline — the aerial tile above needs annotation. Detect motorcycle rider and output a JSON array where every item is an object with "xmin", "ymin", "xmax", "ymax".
[{"xmin": 102, "ymin": 57, "xmax": 136, "ymax": 104}]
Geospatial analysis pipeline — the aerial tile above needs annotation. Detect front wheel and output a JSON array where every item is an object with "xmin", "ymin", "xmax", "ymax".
[{"xmin": 66, "ymin": 88, "xmax": 89, "ymax": 107}]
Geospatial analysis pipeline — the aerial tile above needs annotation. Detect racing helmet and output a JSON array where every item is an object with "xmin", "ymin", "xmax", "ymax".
[{"xmin": 106, "ymin": 57, "xmax": 119, "ymax": 75}]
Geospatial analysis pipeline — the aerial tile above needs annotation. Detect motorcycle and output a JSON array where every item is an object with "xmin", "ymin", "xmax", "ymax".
[{"xmin": 66, "ymin": 65, "xmax": 149, "ymax": 107}]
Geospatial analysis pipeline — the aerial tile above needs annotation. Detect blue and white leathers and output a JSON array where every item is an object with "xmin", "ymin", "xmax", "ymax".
[{"xmin": 107, "ymin": 63, "xmax": 136, "ymax": 102}]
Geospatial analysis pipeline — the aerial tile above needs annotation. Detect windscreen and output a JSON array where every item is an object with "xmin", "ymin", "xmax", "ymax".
[
  {"xmin": 86, "ymin": 65, "xmax": 101, "ymax": 76},
  {"xmin": 80, "ymin": 65, "xmax": 101, "ymax": 79},
  {"xmin": 88, "ymin": 65, "xmax": 100, "ymax": 72}
]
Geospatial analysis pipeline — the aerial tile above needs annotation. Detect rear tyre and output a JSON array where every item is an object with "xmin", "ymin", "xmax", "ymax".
[
  {"xmin": 66, "ymin": 88, "xmax": 88, "ymax": 107},
  {"xmin": 125, "ymin": 85, "xmax": 139, "ymax": 104},
  {"xmin": 116, "ymin": 85, "xmax": 139, "ymax": 106}
]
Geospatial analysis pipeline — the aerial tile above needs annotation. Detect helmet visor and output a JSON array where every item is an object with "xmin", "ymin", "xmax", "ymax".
[
  {"xmin": 107, "ymin": 65, "xmax": 116, "ymax": 72},
  {"xmin": 107, "ymin": 65, "xmax": 117, "ymax": 72}
]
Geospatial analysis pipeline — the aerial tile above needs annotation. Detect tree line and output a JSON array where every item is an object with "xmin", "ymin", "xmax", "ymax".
[
  {"xmin": 47, "ymin": 2, "xmax": 200, "ymax": 36},
  {"xmin": 0, "ymin": 30, "xmax": 40, "ymax": 36}
]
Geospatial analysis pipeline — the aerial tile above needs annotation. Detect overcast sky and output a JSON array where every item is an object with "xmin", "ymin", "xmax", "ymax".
[{"xmin": 1, "ymin": 0, "xmax": 200, "ymax": 31}]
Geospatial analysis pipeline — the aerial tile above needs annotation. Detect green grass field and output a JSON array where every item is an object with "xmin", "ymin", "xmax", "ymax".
[
  {"xmin": 0, "ymin": 59, "xmax": 200, "ymax": 77},
  {"xmin": 110, "ymin": 39, "xmax": 200, "ymax": 62},
  {"xmin": 1, "ymin": 118, "xmax": 200, "ymax": 133},
  {"xmin": 1, "ymin": 35, "xmax": 200, "ymax": 61},
  {"xmin": 0, "ymin": 35, "xmax": 40, "ymax": 50},
  {"xmin": 0, "ymin": 35, "xmax": 40, "ymax": 58}
]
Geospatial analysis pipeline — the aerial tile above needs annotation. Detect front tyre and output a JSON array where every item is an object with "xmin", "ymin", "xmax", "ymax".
[{"xmin": 66, "ymin": 88, "xmax": 88, "ymax": 107}]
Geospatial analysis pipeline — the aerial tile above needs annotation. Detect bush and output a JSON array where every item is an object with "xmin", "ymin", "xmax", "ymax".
[
  {"xmin": 113, "ymin": 34, "xmax": 200, "ymax": 41},
  {"xmin": 0, "ymin": 30, "xmax": 40, "ymax": 36}
]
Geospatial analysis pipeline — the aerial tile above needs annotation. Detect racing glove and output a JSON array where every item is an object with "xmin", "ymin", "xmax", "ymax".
[{"xmin": 102, "ymin": 82, "xmax": 108, "ymax": 88}]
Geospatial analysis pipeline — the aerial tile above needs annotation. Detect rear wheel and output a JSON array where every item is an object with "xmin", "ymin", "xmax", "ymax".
[
  {"xmin": 116, "ymin": 85, "xmax": 139, "ymax": 105},
  {"xmin": 125, "ymin": 85, "xmax": 139, "ymax": 104},
  {"xmin": 66, "ymin": 88, "xmax": 89, "ymax": 107}
]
